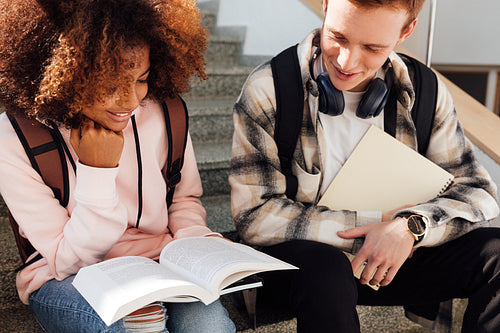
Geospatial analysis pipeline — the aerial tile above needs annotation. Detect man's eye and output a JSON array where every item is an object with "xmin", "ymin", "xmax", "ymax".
[
  {"xmin": 332, "ymin": 35, "xmax": 345, "ymax": 42},
  {"xmin": 366, "ymin": 47, "xmax": 382, "ymax": 53}
]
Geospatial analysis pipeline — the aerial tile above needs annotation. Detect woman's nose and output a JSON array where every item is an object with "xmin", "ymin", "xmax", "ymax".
[{"xmin": 115, "ymin": 88, "xmax": 139, "ymax": 111}]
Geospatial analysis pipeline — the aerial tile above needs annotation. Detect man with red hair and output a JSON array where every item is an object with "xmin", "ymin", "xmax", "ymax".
[{"xmin": 230, "ymin": 0, "xmax": 500, "ymax": 331}]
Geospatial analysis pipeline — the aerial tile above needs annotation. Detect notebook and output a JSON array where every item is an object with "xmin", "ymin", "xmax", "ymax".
[{"xmin": 318, "ymin": 125, "xmax": 454, "ymax": 213}]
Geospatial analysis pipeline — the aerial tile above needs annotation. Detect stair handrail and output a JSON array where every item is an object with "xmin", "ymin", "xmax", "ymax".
[
  {"xmin": 300, "ymin": 0, "xmax": 323, "ymax": 17},
  {"xmin": 299, "ymin": 0, "xmax": 500, "ymax": 164}
]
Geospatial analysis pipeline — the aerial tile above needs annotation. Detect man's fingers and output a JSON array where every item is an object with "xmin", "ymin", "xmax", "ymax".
[
  {"xmin": 369, "ymin": 266, "xmax": 391, "ymax": 287},
  {"xmin": 350, "ymin": 253, "xmax": 368, "ymax": 277},
  {"xmin": 379, "ymin": 266, "xmax": 400, "ymax": 286},
  {"xmin": 337, "ymin": 225, "xmax": 370, "ymax": 239},
  {"xmin": 359, "ymin": 261, "xmax": 379, "ymax": 285}
]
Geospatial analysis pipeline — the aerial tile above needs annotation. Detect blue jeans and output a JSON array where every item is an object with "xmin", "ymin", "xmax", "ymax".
[{"xmin": 29, "ymin": 275, "xmax": 236, "ymax": 333}]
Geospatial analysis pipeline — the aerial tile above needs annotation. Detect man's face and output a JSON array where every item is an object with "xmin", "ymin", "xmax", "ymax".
[{"xmin": 320, "ymin": 0, "xmax": 415, "ymax": 92}]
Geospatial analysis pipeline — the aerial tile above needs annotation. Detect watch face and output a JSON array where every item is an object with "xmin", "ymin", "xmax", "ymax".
[{"xmin": 408, "ymin": 215, "xmax": 425, "ymax": 236}]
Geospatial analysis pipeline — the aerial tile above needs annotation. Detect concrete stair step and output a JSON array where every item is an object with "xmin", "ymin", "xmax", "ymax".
[
  {"xmin": 0, "ymin": 196, "xmax": 7, "ymax": 218},
  {"xmin": 186, "ymin": 97, "xmax": 234, "ymax": 144},
  {"xmin": 185, "ymin": 64, "xmax": 252, "ymax": 100},
  {"xmin": 200, "ymin": 2, "xmax": 243, "ymax": 66},
  {"xmin": 199, "ymin": 2, "xmax": 217, "ymax": 33},
  {"xmin": 194, "ymin": 141, "xmax": 232, "ymax": 196},
  {"xmin": 206, "ymin": 34, "xmax": 242, "ymax": 66},
  {"xmin": 201, "ymin": 194, "xmax": 233, "ymax": 234}
]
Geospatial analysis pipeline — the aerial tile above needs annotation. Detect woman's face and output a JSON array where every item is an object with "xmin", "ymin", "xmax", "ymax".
[{"xmin": 81, "ymin": 44, "xmax": 151, "ymax": 132}]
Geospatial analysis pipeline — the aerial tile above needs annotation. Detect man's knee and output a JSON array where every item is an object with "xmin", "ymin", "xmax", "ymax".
[
  {"xmin": 265, "ymin": 240, "xmax": 353, "ymax": 280},
  {"xmin": 477, "ymin": 228, "xmax": 500, "ymax": 255},
  {"xmin": 264, "ymin": 240, "xmax": 357, "ymax": 303},
  {"xmin": 463, "ymin": 228, "xmax": 500, "ymax": 267},
  {"xmin": 265, "ymin": 240, "xmax": 359, "ymax": 329},
  {"xmin": 294, "ymin": 240, "xmax": 353, "ymax": 279},
  {"xmin": 477, "ymin": 229, "xmax": 500, "ymax": 278}
]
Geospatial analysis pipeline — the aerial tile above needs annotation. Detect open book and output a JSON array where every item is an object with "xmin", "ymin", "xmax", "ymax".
[
  {"xmin": 73, "ymin": 236, "xmax": 297, "ymax": 326},
  {"xmin": 318, "ymin": 125, "xmax": 454, "ymax": 213}
]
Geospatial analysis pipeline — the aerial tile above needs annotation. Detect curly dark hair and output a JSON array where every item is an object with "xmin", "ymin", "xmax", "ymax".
[{"xmin": 0, "ymin": 0, "xmax": 208, "ymax": 127}]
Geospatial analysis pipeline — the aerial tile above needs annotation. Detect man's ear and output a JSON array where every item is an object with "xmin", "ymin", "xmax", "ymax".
[{"xmin": 398, "ymin": 18, "xmax": 418, "ymax": 45}]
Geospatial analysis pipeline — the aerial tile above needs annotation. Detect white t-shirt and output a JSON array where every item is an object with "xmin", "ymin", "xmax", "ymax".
[{"xmin": 314, "ymin": 53, "xmax": 385, "ymax": 219}]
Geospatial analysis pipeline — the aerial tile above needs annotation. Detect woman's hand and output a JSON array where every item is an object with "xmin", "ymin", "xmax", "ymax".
[{"xmin": 70, "ymin": 118, "xmax": 124, "ymax": 168}]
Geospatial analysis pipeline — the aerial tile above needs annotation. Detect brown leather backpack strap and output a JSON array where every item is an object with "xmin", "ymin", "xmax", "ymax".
[
  {"xmin": 162, "ymin": 96, "xmax": 189, "ymax": 207},
  {"xmin": 7, "ymin": 114, "xmax": 69, "ymax": 266},
  {"xmin": 7, "ymin": 211, "xmax": 35, "ymax": 264},
  {"xmin": 8, "ymin": 114, "xmax": 69, "ymax": 205}
]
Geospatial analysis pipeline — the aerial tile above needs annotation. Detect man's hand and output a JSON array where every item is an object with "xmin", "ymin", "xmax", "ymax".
[
  {"xmin": 337, "ymin": 217, "xmax": 415, "ymax": 287},
  {"xmin": 70, "ymin": 118, "xmax": 124, "ymax": 168}
]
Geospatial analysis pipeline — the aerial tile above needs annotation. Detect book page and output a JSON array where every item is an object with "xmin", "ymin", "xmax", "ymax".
[
  {"xmin": 164, "ymin": 276, "xmax": 264, "ymax": 303},
  {"xmin": 160, "ymin": 237, "xmax": 296, "ymax": 294},
  {"xmin": 73, "ymin": 256, "xmax": 210, "ymax": 326},
  {"xmin": 318, "ymin": 125, "xmax": 454, "ymax": 212}
]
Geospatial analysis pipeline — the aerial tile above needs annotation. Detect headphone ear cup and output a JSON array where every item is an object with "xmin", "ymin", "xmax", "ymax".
[
  {"xmin": 356, "ymin": 78, "xmax": 389, "ymax": 119},
  {"xmin": 316, "ymin": 72, "xmax": 345, "ymax": 116}
]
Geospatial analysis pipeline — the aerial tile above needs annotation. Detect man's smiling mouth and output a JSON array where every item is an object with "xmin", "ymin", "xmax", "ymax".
[{"xmin": 338, "ymin": 69, "xmax": 353, "ymax": 76}]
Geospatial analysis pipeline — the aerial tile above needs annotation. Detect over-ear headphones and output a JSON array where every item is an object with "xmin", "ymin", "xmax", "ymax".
[{"xmin": 312, "ymin": 49, "xmax": 394, "ymax": 119}]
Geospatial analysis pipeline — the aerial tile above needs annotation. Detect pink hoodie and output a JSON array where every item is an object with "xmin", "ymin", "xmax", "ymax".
[{"xmin": 0, "ymin": 99, "xmax": 215, "ymax": 304}]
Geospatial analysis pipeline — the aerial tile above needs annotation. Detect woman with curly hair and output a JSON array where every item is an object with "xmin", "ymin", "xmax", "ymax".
[{"xmin": 0, "ymin": 0, "xmax": 236, "ymax": 332}]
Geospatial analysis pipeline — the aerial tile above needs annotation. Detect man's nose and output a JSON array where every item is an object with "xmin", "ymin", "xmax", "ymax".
[{"xmin": 337, "ymin": 46, "xmax": 359, "ymax": 73}]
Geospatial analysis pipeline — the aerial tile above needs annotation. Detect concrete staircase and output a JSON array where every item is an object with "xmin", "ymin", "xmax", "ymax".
[
  {"xmin": 189, "ymin": 2, "xmax": 253, "ymax": 237},
  {"xmin": 0, "ymin": 1, "xmax": 467, "ymax": 332}
]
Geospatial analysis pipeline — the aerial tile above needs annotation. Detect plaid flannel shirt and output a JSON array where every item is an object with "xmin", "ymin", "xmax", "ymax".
[
  {"xmin": 230, "ymin": 30, "xmax": 498, "ymax": 251},
  {"xmin": 230, "ymin": 31, "xmax": 499, "ymax": 332}
]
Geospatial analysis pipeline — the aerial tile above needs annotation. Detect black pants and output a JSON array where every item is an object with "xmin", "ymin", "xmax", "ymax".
[{"xmin": 258, "ymin": 228, "xmax": 500, "ymax": 333}]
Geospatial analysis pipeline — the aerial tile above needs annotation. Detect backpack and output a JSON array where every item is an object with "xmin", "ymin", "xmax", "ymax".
[
  {"xmin": 271, "ymin": 44, "xmax": 438, "ymax": 199},
  {"xmin": 6, "ymin": 96, "xmax": 189, "ymax": 271}
]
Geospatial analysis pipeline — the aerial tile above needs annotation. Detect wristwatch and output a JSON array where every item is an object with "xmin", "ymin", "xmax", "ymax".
[{"xmin": 402, "ymin": 214, "xmax": 426, "ymax": 243}]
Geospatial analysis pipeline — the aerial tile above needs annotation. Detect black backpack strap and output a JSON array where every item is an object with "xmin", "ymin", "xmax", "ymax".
[
  {"xmin": 7, "ymin": 114, "xmax": 71, "ymax": 270},
  {"xmin": 271, "ymin": 44, "xmax": 304, "ymax": 200},
  {"xmin": 162, "ymin": 96, "xmax": 189, "ymax": 207},
  {"xmin": 383, "ymin": 83, "xmax": 398, "ymax": 139},
  {"xmin": 398, "ymin": 53, "xmax": 438, "ymax": 156},
  {"xmin": 270, "ymin": 48, "xmax": 437, "ymax": 199}
]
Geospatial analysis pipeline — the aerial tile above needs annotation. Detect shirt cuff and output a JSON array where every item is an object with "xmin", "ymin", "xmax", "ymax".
[
  {"xmin": 358, "ymin": 211, "xmax": 382, "ymax": 224},
  {"xmin": 74, "ymin": 161, "xmax": 119, "ymax": 204}
]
